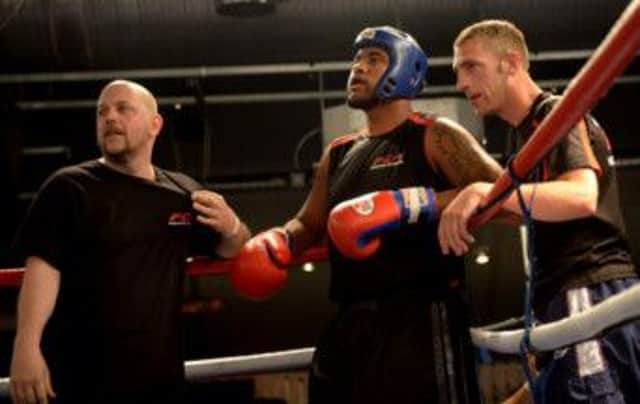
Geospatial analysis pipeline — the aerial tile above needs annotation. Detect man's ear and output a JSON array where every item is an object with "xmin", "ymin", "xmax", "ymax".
[
  {"xmin": 503, "ymin": 49, "xmax": 522, "ymax": 74},
  {"xmin": 151, "ymin": 114, "xmax": 164, "ymax": 137}
]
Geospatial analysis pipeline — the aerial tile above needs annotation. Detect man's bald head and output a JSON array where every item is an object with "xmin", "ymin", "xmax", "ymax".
[{"xmin": 99, "ymin": 79, "xmax": 158, "ymax": 114}]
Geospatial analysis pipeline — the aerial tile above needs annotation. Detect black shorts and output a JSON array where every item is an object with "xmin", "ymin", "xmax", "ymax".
[{"xmin": 309, "ymin": 289, "xmax": 479, "ymax": 404}]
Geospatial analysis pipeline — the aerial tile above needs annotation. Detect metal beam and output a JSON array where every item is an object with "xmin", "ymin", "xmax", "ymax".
[
  {"xmin": 0, "ymin": 50, "xmax": 601, "ymax": 84},
  {"xmin": 14, "ymin": 75, "xmax": 640, "ymax": 110}
]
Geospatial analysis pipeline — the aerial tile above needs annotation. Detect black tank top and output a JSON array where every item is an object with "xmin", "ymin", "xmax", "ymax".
[
  {"xmin": 510, "ymin": 92, "xmax": 636, "ymax": 308},
  {"xmin": 326, "ymin": 112, "xmax": 465, "ymax": 302}
]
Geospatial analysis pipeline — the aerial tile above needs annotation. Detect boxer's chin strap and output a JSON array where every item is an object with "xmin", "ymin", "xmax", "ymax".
[{"xmin": 505, "ymin": 156, "xmax": 542, "ymax": 401}]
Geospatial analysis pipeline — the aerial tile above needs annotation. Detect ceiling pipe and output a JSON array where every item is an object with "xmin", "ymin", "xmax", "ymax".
[{"xmin": 0, "ymin": 50, "xmax": 596, "ymax": 84}]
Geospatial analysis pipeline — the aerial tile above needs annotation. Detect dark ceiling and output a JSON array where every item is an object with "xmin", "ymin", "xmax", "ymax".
[
  {"xmin": 0, "ymin": 0, "xmax": 633, "ymax": 73},
  {"xmin": 0, "ymin": 0, "xmax": 637, "ymax": 181}
]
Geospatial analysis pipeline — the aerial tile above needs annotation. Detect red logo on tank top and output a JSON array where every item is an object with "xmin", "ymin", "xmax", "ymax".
[
  {"xmin": 168, "ymin": 212, "xmax": 193, "ymax": 226},
  {"xmin": 370, "ymin": 152, "xmax": 404, "ymax": 170}
]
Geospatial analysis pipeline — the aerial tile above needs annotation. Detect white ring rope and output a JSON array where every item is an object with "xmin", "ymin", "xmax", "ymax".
[
  {"xmin": 1, "ymin": 284, "xmax": 639, "ymax": 396},
  {"xmin": 0, "ymin": 347, "xmax": 315, "ymax": 397},
  {"xmin": 470, "ymin": 283, "xmax": 640, "ymax": 354},
  {"xmin": 186, "ymin": 346, "xmax": 314, "ymax": 381}
]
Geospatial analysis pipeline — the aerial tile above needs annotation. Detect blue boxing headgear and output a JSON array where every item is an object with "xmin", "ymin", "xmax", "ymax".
[{"xmin": 353, "ymin": 26, "xmax": 428, "ymax": 100}]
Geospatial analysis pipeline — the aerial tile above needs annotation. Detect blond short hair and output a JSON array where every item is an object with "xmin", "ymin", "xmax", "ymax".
[{"xmin": 454, "ymin": 20, "xmax": 530, "ymax": 70}]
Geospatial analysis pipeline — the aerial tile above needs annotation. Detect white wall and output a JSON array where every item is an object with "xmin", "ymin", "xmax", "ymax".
[{"xmin": 321, "ymin": 97, "xmax": 485, "ymax": 147}]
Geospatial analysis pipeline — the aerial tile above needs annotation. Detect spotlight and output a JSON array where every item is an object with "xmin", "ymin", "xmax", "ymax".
[
  {"xmin": 475, "ymin": 248, "xmax": 491, "ymax": 265},
  {"xmin": 302, "ymin": 262, "xmax": 315, "ymax": 273}
]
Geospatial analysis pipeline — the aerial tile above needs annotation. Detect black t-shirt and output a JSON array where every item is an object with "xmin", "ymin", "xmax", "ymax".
[
  {"xmin": 510, "ymin": 92, "xmax": 636, "ymax": 308},
  {"xmin": 326, "ymin": 112, "xmax": 465, "ymax": 302},
  {"xmin": 13, "ymin": 160, "xmax": 219, "ymax": 398}
]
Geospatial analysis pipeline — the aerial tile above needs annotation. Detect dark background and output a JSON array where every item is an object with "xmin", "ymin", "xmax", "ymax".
[{"xmin": 0, "ymin": 0, "xmax": 638, "ymax": 383}]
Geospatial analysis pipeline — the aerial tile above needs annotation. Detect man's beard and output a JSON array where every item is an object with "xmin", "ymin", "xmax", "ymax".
[
  {"xmin": 98, "ymin": 137, "xmax": 130, "ymax": 164},
  {"xmin": 347, "ymin": 93, "xmax": 380, "ymax": 111}
]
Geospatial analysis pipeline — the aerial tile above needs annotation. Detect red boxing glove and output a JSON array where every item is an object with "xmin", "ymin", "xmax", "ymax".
[
  {"xmin": 229, "ymin": 228, "xmax": 291, "ymax": 300},
  {"xmin": 327, "ymin": 186, "xmax": 436, "ymax": 260}
]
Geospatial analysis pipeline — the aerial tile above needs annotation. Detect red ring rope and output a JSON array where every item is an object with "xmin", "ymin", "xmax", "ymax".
[{"xmin": 0, "ymin": 246, "xmax": 329, "ymax": 288}]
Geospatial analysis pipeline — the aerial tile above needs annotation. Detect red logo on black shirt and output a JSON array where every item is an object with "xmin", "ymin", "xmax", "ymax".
[
  {"xmin": 370, "ymin": 153, "xmax": 404, "ymax": 170},
  {"xmin": 168, "ymin": 212, "xmax": 193, "ymax": 226}
]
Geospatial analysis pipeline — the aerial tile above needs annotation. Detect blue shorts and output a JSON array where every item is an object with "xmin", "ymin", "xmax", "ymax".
[{"xmin": 535, "ymin": 277, "xmax": 640, "ymax": 404}]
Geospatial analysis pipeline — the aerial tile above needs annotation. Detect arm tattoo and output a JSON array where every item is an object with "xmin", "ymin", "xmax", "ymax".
[{"xmin": 430, "ymin": 120, "xmax": 502, "ymax": 186}]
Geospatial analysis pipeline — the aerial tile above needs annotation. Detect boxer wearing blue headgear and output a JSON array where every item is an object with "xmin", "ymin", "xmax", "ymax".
[
  {"xmin": 232, "ymin": 25, "xmax": 501, "ymax": 404},
  {"xmin": 348, "ymin": 26, "xmax": 427, "ymax": 109}
]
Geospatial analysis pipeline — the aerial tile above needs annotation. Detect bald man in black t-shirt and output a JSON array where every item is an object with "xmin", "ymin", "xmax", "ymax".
[{"xmin": 9, "ymin": 80, "xmax": 250, "ymax": 404}]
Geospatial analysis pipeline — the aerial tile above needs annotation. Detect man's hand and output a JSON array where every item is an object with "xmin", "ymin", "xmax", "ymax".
[
  {"xmin": 191, "ymin": 190, "xmax": 240, "ymax": 239},
  {"xmin": 438, "ymin": 182, "xmax": 492, "ymax": 256},
  {"xmin": 10, "ymin": 339, "xmax": 55, "ymax": 404},
  {"xmin": 192, "ymin": 190, "xmax": 249, "ymax": 258}
]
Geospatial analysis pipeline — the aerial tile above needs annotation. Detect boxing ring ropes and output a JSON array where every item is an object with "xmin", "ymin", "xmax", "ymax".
[{"xmin": 1, "ymin": 0, "xmax": 640, "ymax": 397}]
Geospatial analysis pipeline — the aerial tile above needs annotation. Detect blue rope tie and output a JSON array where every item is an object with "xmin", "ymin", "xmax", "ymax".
[{"xmin": 505, "ymin": 156, "xmax": 542, "ymax": 402}]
